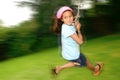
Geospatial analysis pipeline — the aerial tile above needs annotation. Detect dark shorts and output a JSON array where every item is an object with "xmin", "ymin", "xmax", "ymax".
[{"xmin": 70, "ymin": 53, "xmax": 87, "ymax": 67}]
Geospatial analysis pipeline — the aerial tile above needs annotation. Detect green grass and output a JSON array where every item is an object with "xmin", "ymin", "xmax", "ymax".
[{"xmin": 0, "ymin": 33, "xmax": 120, "ymax": 80}]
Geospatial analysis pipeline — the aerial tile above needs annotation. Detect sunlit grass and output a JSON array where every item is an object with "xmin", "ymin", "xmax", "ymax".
[{"xmin": 0, "ymin": 33, "xmax": 120, "ymax": 80}]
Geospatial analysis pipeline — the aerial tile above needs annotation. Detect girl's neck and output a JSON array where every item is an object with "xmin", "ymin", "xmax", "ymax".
[{"xmin": 63, "ymin": 23, "xmax": 74, "ymax": 26}]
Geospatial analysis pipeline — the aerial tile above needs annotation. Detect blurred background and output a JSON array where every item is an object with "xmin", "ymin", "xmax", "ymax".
[
  {"xmin": 0, "ymin": 0, "xmax": 120, "ymax": 61},
  {"xmin": 0, "ymin": 0, "xmax": 120, "ymax": 80}
]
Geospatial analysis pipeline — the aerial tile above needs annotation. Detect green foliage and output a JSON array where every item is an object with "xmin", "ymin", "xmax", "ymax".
[
  {"xmin": 85, "ymin": 0, "xmax": 120, "ymax": 33},
  {"xmin": 9, "ymin": 21, "xmax": 38, "ymax": 56},
  {"xmin": 0, "ymin": 27, "xmax": 12, "ymax": 60},
  {"xmin": 0, "ymin": 20, "xmax": 38, "ymax": 60}
]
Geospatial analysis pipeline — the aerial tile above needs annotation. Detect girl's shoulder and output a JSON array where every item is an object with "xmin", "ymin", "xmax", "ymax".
[
  {"xmin": 62, "ymin": 24, "xmax": 68, "ymax": 29},
  {"xmin": 62, "ymin": 24, "xmax": 68, "ymax": 27},
  {"xmin": 62, "ymin": 24, "xmax": 75, "ymax": 32}
]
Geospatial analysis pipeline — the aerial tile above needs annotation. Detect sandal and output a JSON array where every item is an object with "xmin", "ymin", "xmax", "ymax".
[{"xmin": 94, "ymin": 62, "xmax": 104, "ymax": 76}]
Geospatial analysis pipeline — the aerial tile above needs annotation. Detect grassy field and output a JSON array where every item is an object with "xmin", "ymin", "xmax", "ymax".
[{"xmin": 0, "ymin": 33, "xmax": 120, "ymax": 80}]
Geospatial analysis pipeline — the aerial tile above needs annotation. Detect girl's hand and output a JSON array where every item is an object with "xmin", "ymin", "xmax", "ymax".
[{"xmin": 75, "ymin": 21, "xmax": 81, "ymax": 31}]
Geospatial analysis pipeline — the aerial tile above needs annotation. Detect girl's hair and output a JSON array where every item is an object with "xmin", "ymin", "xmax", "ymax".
[{"xmin": 52, "ymin": 16, "xmax": 63, "ymax": 35}]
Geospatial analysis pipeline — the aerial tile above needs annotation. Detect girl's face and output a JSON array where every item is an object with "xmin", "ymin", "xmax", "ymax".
[{"xmin": 61, "ymin": 10, "xmax": 74, "ymax": 26}]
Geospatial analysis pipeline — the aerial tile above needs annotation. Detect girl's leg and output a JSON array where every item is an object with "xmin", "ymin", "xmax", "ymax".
[
  {"xmin": 86, "ymin": 59, "xmax": 103, "ymax": 76},
  {"xmin": 55, "ymin": 62, "xmax": 80, "ymax": 74},
  {"xmin": 86, "ymin": 59, "xmax": 95, "ymax": 71}
]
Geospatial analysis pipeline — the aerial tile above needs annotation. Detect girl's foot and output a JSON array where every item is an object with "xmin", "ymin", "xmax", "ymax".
[
  {"xmin": 93, "ymin": 62, "xmax": 104, "ymax": 76},
  {"xmin": 52, "ymin": 66, "xmax": 61, "ymax": 75},
  {"xmin": 52, "ymin": 68, "xmax": 57, "ymax": 75}
]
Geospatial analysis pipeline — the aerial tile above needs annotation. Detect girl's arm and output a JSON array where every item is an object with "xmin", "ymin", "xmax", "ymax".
[{"xmin": 70, "ymin": 21, "xmax": 83, "ymax": 45}]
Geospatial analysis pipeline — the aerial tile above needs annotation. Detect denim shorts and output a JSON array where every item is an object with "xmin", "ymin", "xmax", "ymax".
[{"xmin": 70, "ymin": 53, "xmax": 87, "ymax": 67}]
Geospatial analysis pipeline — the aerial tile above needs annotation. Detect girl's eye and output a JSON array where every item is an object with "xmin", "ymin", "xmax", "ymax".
[
  {"xmin": 64, "ymin": 17, "xmax": 67, "ymax": 19},
  {"xmin": 63, "ymin": 15, "xmax": 73, "ymax": 19},
  {"xmin": 69, "ymin": 15, "xmax": 73, "ymax": 18}
]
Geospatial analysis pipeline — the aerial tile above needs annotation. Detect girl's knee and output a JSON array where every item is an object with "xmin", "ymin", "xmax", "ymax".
[{"xmin": 73, "ymin": 62, "xmax": 80, "ymax": 66}]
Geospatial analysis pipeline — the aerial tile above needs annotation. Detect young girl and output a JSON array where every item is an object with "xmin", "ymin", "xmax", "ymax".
[{"xmin": 52, "ymin": 6, "xmax": 103, "ymax": 76}]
